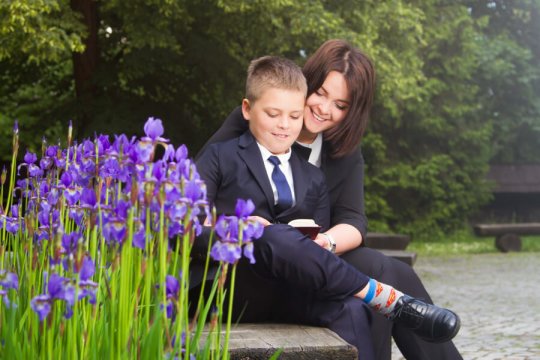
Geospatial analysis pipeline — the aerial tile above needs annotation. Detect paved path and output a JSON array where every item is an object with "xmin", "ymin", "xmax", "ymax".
[{"xmin": 391, "ymin": 253, "xmax": 540, "ymax": 360}]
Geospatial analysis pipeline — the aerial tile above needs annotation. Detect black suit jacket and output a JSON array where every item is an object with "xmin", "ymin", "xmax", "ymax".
[
  {"xmin": 190, "ymin": 130, "xmax": 331, "ymax": 283},
  {"xmin": 197, "ymin": 107, "xmax": 367, "ymax": 240},
  {"xmin": 196, "ymin": 131, "xmax": 330, "ymax": 230}
]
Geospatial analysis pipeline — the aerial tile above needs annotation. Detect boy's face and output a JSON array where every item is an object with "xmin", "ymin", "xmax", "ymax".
[{"xmin": 242, "ymin": 88, "xmax": 305, "ymax": 155}]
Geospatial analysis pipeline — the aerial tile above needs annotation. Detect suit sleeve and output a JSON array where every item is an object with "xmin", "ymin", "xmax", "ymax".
[
  {"xmin": 196, "ymin": 106, "xmax": 248, "ymax": 160},
  {"xmin": 313, "ymin": 172, "xmax": 331, "ymax": 232},
  {"xmin": 193, "ymin": 144, "xmax": 222, "ymax": 257},
  {"xmin": 330, "ymin": 149, "xmax": 368, "ymax": 242}
]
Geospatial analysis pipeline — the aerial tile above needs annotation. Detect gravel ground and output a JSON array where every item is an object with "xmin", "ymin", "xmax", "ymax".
[{"xmin": 391, "ymin": 253, "xmax": 540, "ymax": 360}]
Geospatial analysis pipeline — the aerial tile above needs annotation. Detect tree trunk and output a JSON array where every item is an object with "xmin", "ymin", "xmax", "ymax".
[{"xmin": 70, "ymin": 0, "xmax": 99, "ymax": 137}]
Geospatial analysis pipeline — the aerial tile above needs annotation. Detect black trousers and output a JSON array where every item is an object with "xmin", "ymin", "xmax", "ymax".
[
  {"xmin": 341, "ymin": 247, "xmax": 463, "ymax": 360},
  {"xmin": 216, "ymin": 224, "xmax": 375, "ymax": 360}
]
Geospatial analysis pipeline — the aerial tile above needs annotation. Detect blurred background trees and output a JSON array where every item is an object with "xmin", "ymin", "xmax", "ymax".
[{"xmin": 1, "ymin": 0, "xmax": 539, "ymax": 239}]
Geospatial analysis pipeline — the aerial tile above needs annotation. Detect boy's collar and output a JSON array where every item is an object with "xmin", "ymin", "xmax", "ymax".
[{"xmin": 256, "ymin": 142, "xmax": 292, "ymax": 163}]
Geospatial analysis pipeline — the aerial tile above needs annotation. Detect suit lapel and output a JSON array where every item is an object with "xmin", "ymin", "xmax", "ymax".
[{"xmin": 237, "ymin": 132, "xmax": 276, "ymax": 216}]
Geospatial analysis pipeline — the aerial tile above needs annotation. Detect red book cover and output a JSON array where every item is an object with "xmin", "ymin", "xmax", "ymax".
[{"xmin": 288, "ymin": 219, "xmax": 321, "ymax": 240}]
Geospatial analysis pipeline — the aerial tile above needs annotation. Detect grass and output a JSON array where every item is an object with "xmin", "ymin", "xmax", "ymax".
[{"xmin": 408, "ymin": 229, "xmax": 540, "ymax": 257}]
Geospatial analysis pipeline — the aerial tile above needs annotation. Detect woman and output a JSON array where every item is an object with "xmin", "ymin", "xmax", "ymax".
[{"xmin": 199, "ymin": 39, "xmax": 462, "ymax": 360}]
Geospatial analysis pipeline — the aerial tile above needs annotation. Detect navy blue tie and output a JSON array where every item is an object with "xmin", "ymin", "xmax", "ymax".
[{"xmin": 268, "ymin": 156, "xmax": 293, "ymax": 210}]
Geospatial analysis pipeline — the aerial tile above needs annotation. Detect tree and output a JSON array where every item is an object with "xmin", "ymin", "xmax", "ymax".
[
  {"xmin": 3, "ymin": 0, "xmax": 528, "ymax": 238},
  {"xmin": 467, "ymin": 0, "xmax": 540, "ymax": 164}
]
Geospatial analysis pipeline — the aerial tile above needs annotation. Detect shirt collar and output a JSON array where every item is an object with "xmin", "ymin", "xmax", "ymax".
[{"xmin": 256, "ymin": 142, "xmax": 292, "ymax": 164}]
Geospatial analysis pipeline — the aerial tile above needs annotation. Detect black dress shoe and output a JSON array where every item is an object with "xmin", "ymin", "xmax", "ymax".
[{"xmin": 389, "ymin": 295, "xmax": 461, "ymax": 343}]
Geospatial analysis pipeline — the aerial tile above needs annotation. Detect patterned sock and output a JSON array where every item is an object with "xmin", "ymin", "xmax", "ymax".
[{"xmin": 362, "ymin": 278, "xmax": 404, "ymax": 316}]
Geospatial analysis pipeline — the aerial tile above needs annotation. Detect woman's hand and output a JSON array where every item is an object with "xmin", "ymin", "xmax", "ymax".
[{"xmin": 247, "ymin": 215, "xmax": 271, "ymax": 227}]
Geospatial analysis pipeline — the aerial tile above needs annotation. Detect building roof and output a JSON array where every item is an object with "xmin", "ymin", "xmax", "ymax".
[{"xmin": 487, "ymin": 165, "xmax": 540, "ymax": 193}]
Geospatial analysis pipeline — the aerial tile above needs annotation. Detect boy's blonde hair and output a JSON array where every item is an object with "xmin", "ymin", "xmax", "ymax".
[{"xmin": 246, "ymin": 56, "xmax": 307, "ymax": 102}]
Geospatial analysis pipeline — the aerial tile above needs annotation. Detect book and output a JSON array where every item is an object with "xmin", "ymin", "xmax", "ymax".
[{"xmin": 288, "ymin": 219, "xmax": 321, "ymax": 240}]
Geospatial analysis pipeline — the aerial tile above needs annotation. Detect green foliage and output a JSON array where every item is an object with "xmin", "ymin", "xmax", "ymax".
[
  {"xmin": 1, "ymin": 0, "xmax": 538, "ymax": 238},
  {"xmin": 0, "ymin": 0, "xmax": 85, "ymax": 63},
  {"xmin": 468, "ymin": 0, "xmax": 540, "ymax": 163}
]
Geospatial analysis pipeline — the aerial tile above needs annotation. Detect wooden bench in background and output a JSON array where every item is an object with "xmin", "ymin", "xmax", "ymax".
[
  {"xmin": 365, "ymin": 232, "xmax": 417, "ymax": 266},
  {"xmin": 473, "ymin": 222, "xmax": 540, "ymax": 252}
]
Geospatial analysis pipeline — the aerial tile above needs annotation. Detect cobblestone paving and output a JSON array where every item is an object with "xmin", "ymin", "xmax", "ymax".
[{"xmin": 391, "ymin": 253, "xmax": 540, "ymax": 360}]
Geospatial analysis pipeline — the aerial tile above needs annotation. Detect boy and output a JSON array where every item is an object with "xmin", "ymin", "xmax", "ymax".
[{"xmin": 195, "ymin": 56, "xmax": 459, "ymax": 359}]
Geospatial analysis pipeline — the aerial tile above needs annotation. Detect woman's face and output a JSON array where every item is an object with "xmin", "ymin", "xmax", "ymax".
[{"xmin": 303, "ymin": 71, "xmax": 350, "ymax": 138}]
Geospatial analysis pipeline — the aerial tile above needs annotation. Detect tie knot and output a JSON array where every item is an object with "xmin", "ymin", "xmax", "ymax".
[{"xmin": 268, "ymin": 156, "xmax": 281, "ymax": 166}]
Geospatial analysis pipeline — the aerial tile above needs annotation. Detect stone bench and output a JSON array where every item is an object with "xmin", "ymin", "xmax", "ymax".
[
  {"xmin": 365, "ymin": 232, "xmax": 417, "ymax": 266},
  {"xmin": 473, "ymin": 222, "xmax": 540, "ymax": 252},
  {"xmin": 204, "ymin": 323, "xmax": 357, "ymax": 359}
]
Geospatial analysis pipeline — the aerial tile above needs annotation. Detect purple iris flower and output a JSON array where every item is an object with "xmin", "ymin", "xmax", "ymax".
[
  {"xmin": 175, "ymin": 145, "xmax": 188, "ymax": 162},
  {"xmin": 162, "ymin": 144, "xmax": 175, "ymax": 162},
  {"xmin": 38, "ymin": 202, "xmax": 51, "ymax": 227},
  {"xmin": 45, "ymin": 145, "xmax": 58, "ymax": 158},
  {"xmin": 82, "ymin": 139, "xmax": 94, "ymax": 156},
  {"xmin": 68, "ymin": 208, "xmax": 85, "ymax": 227},
  {"xmin": 24, "ymin": 150, "xmax": 38, "ymax": 164},
  {"xmin": 47, "ymin": 188, "xmax": 60, "ymax": 206},
  {"xmin": 80, "ymin": 188, "xmax": 97, "ymax": 208},
  {"xmin": 48, "ymin": 273, "xmax": 66, "ymax": 299},
  {"xmin": 60, "ymin": 171, "xmax": 73, "ymax": 187},
  {"xmin": 64, "ymin": 187, "xmax": 81, "ymax": 206},
  {"xmin": 243, "ymin": 242, "xmax": 256, "ymax": 264},
  {"xmin": 79, "ymin": 280, "xmax": 98, "ymax": 305},
  {"xmin": 166, "ymin": 275, "xmax": 179, "ymax": 298},
  {"xmin": 168, "ymin": 222, "xmax": 184, "ymax": 238},
  {"xmin": 235, "ymin": 199, "xmax": 255, "ymax": 219},
  {"xmin": 165, "ymin": 274, "xmax": 180, "ymax": 318},
  {"xmin": 61, "ymin": 231, "xmax": 81, "ymax": 254},
  {"xmin": 30, "ymin": 295, "xmax": 51, "ymax": 321},
  {"xmin": 134, "ymin": 141, "xmax": 154, "ymax": 163},
  {"xmin": 168, "ymin": 202, "xmax": 187, "ymax": 222},
  {"xmin": 79, "ymin": 256, "xmax": 95, "ymax": 282},
  {"xmin": 143, "ymin": 117, "xmax": 168, "ymax": 142},
  {"xmin": 0, "ymin": 289, "xmax": 12, "ymax": 308},
  {"xmin": 163, "ymin": 182, "xmax": 182, "ymax": 202},
  {"xmin": 29, "ymin": 164, "xmax": 44, "ymax": 177},
  {"xmin": 132, "ymin": 224, "xmax": 146, "ymax": 249},
  {"xmin": 184, "ymin": 179, "xmax": 206, "ymax": 204},
  {"xmin": 210, "ymin": 199, "xmax": 262, "ymax": 264},
  {"xmin": 210, "ymin": 241, "xmax": 242, "ymax": 264},
  {"xmin": 10, "ymin": 205, "xmax": 19, "ymax": 217},
  {"xmin": 243, "ymin": 221, "xmax": 264, "ymax": 242},
  {"xmin": 39, "ymin": 181, "xmax": 50, "ymax": 195},
  {"xmin": 100, "ymin": 157, "xmax": 121, "ymax": 179},
  {"xmin": 5, "ymin": 218, "xmax": 19, "ymax": 234},
  {"xmin": 214, "ymin": 216, "xmax": 239, "ymax": 243},
  {"xmin": 39, "ymin": 157, "xmax": 53, "ymax": 171},
  {"xmin": 0, "ymin": 270, "xmax": 19, "ymax": 290},
  {"xmin": 54, "ymin": 154, "xmax": 66, "ymax": 169},
  {"xmin": 96, "ymin": 134, "xmax": 111, "ymax": 154},
  {"xmin": 114, "ymin": 199, "xmax": 131, "ymax": 219},
  {"xmin": 103, "ymin": 220, "xmax": 127, "ymax": 244}
]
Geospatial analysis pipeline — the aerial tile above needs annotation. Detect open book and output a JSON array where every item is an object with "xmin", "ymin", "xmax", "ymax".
[{"xmin": 288, "ymin": 219, "xmax": 321, "ymax": 240}]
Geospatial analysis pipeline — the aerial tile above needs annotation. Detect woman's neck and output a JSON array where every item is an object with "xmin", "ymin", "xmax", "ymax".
[{"xmin": 297, "ymin": 129, "xmax": 318, "ymax": 144}]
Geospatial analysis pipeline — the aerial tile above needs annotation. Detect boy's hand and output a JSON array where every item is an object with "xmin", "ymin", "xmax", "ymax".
[
  {"xmin": 247, "ymin": 215, "xmax": 271, "ymax": 227},
  {"xmin": 313, "ymin": 234, "xmax": 330, "ymax": 250}
]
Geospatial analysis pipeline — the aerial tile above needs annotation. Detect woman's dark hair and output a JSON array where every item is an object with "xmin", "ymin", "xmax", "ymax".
[{"xmin": 303, "ymin": 39, "xmax": 376, "ymax": 158}]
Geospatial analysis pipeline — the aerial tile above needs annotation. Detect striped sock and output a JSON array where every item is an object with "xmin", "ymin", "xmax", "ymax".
[{"xmin": 362, "ymin": 278, "xmax": 404, "ymax": 316}]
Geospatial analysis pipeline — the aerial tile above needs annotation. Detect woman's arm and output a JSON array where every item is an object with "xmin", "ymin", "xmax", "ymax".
[
  {"xmin": 315, "ymin": 147, "xmax": 367, "ymax": 253},
  {"xmin": 315, "ymin": 223, "xmax": 362, "ymax": 255}
]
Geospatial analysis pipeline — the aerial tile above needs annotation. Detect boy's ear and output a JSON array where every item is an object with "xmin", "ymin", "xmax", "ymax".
[{"xmin": 241, "ymin": 98, "xmax": 251, "ymax": 121}]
